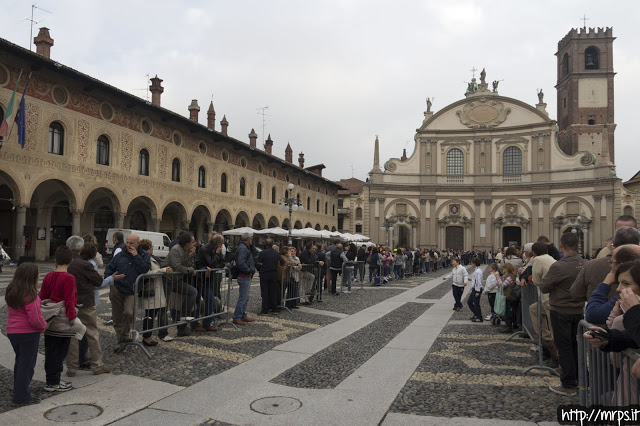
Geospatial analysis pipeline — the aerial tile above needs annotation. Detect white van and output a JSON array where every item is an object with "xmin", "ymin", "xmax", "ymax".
[{"xmin": 105, "ymin": 229, "xmax": 172, "ymax": 259}]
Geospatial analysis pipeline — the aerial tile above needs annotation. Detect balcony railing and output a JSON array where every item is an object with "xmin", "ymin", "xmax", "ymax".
[
  {"xmin": 502, "ymin": 174, "xmax": 522, "ymax": 183},
  {"xmin": 446, "ymin": 175, "xmax": 465, "ymax": 184}
]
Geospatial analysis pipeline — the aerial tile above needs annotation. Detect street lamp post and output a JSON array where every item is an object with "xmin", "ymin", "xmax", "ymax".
[
  {"xmin": 278, "ymin": 183, "xmax": 304, "ymax": 246},
  {"xmin": 570, "ymin": 215, "xmax": 589, "ymax": 257}
]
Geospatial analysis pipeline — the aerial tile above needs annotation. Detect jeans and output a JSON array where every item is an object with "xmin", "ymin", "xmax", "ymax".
[
  {"xmin": 169, "ymin": 278, "xmax": 198, "ymax": 331},
  {"xmin": 343, "ymin": 266, "xmax": 354, "ymax": 291},
  {"xmin": 330, "ymin": 269, "xmax": 341, "ymax": 293},
  {"xmin": 393, "ymin": 264, "xmax": 403, "ymax": 280},
  {"xmin": 467, "ymin": 289, "xmax": 483, "ymax": 319},
  {"xmin": 550, "ymin": 310, "xmax": 582, "ymax": 388},
  {"xmin": 424, "ymin": 262, "xmax": 429, "ymax": 273},
  {"xmin": 195, "ymin": 282, "xmax": 217, "ymax": 328},
  {"xmin": 233, "ymin": 276, "xmax": 252, "ymax": 320},
  {"xmin": 8, "ymin": 332, "xmax": 40, "ymax": 403},
  {"xmin": 452, "ymin": 285, "xmax": 464, "ymax": 309},
  {"xmin": 368, "ymin": 266, "xmax": 378, "ymax": 282},
  {"xmin": 44, "ymin": 334, "xmax": 71, "ymax": 386}
]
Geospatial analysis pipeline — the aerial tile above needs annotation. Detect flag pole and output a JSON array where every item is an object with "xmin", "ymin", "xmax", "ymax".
[{"xmin": 6, "ymin": 72, "xmax": 31, "ymax": 141}]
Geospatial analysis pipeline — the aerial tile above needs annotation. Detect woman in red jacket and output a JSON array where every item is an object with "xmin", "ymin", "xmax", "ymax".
[{"xmin": 5, "ymin": 262, "xmax": 47, "ymax": 405}]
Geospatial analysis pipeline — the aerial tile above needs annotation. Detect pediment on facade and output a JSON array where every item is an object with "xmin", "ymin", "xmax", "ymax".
[{"xmin": 418, "ymin": 95, "xmax": 552, "ymax": 133}]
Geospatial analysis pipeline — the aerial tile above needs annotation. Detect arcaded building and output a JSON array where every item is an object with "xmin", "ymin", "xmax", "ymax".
[
  {"xmin": 341, "ymin": 27, "xmax": 628, "ymax": 254},
  {"xmin": 0, "ymin": 29, "xmax": 341, "ymax": 261}
]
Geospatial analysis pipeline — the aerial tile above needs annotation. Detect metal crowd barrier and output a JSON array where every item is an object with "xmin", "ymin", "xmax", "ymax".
[
  {"xmin": 403, "ymin": 259, "xmax": 413, "ymax": 278},
  {"xmin": 510, "ymin": 282, "xmax": 559, "ymax": 376},
  {"xmin": 354, "ymin": 260, "xmax": 366, "ymax": 291},
  {"xmin": 578, "ymin": 320, "xmax": 640, "ymax": 407},
  {"xmin": 124, "ymin": 267, "xmax": 232, "ymax": 358},
  {"xmin": 280, "ymin": 263, "xmax": 302, "ymax": 312}
]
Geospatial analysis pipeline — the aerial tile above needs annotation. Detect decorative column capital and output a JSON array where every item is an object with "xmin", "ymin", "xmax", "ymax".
[
  {"xmin": 604, "ymin": 194, "xmax": 614, "ymax": 201},
  {"xmin": 378, "ymin": 198, "xmax": 386, "ymax": 203},
  {"xmin": 429, "ymin": 199, "xmax": 437, "ymax": 205},
  {"xmin": 593, "ymin": 194, "xmax": 603, "ymax": 202},
  {"xmin": 369, "ymin": 197, "xmax": 376, "ymax": 203},
  {"xmin": 474, "ymin": 199, "xmax": 483, "ymax": 206},
  {"xmin": 542, "ymin": 198, "xmax": 551, "ymax": 205},
  {"xmin": 483, "ymin": 199, "xmax": 492, "ymax": 205},
  {"xmin": 531, "ymin": 198, "xmax": 540, "ymax": 205},
  {"xmin": 420, "ymin": 199, "xmax": 428, "ymax": 205}
]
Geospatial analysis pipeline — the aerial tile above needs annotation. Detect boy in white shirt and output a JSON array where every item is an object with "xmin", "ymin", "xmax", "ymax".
[
  {"xmin": 443, "ymin": 258, "xmax": 469, "ymax": 311},
  {"xmin": 467, "ymin": 257, "xmax": 484, "ymax": 322}
]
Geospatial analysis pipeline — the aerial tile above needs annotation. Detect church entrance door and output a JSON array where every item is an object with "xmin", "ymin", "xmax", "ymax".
[
  {"xmin": 502, "ymin": 226, "xmax": 521, "ymax": 248},
  {"xmin": 398, "ymin": 225, "xmax": 410, "ymax": 248},
  {"xmin": 446, "ymin": 226, "xmax": 464, "ymax": 251}
]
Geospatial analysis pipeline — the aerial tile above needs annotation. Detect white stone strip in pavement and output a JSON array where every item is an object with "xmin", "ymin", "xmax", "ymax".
[
  {"xmin": 295, "ymin": 305, "xmax": 349, "ymax": 319},
  {"xmin": 148, "ymin": 274, "xmax": 467, "ymax": 425},
  {"xmin": 0, "ymin": 375, "xmax": 184, "ymax": 425}
]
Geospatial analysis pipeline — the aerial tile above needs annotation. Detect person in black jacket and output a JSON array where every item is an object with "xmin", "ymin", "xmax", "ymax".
[
  {"xmin": 192, "ymin": 234, "xmax": 225, "ymax": 331},
  {"xmin": 257, "ymin": 238, "xmax": 280, "ymax": 315},
  {"xmin": 106, "ymin": 234, "xmax": 151, "ymax": 343},
  {"xmin": 356, "ymin": 245, "xmax": 367, "ymax": 282},
  {"xmin": 329, "ymin": 244, "xmax": 343, "ymax": 295}
]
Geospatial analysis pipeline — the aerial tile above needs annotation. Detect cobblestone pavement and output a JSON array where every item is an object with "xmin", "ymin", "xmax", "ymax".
[{"xmin": 0, "ymin": 262, "xmax": 580, "ymax": 422}]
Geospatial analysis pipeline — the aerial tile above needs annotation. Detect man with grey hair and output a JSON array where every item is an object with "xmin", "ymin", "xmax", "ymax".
[
  {"xmin": 232, "ymin": 232, "xmax": 255, "ymax": 325},
  {"xmin": 65, "ymin": 236, "xmax": 111, "ymax": 376},
  {"xmin": 571, "ymin": 226, "xmax": 640, "ymax": 303},
  {"xmin": 106, "ymin": 233, "xmax": 151, "ymax": 344}
]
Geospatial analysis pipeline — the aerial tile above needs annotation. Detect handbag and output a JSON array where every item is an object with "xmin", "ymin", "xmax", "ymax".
[{"xmin": 494, "ymin": 285, "xmax": 506, "ymax": 317}]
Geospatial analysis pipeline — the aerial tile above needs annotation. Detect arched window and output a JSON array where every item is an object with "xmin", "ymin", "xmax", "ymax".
[
  {"xmin": 271, "ymin": 187, "xmax": 276, "ymax": 204},
  {"xmin": 585, "ymin": 46, "xmax": 599, "ymax": 70},
  {"xmin": 240, "ymin": 178, "xmax": 246, "ymax": 196},
  {"xmin": 285, "ymin": 190, "xmax": 289, "ymax": 199},
  {"xmin": 139, "ymin": 149, "xmax": 149, "ymax": 176},
  {"xmin": 297, "ymin": 193, "xmax": 300, "ymax": 205},
  {"xmin": 325, "ymin": 202, "xmax": 328, "ymax": 214},
  {"xmin": 356, "ymin": 207, "xmax": 363, "ymax": 220},
  {"xmin": 624, "ymin": 206, "xmax": 634, "ymax": 216},
  {"xmin": 562, "ymin": 53, "xmax": 569, "ymax": 77},
  {"xmin": 503, "ymin": 146, "xmax": 522, "ymax": 175},
  {"xmin": 446, "ymin": 148, "xmax": 464, "ymax": 175},
  {"xmin": 307, "ymin": 197, "xmax": 311, "ymax": 211},
  {"xmin": 198, "ymin": 166, "xmax": 206, "ymax": 188},
  {"xmin": 96, "ymin": 135, "xmax": 109, "ymax": 165},
  {"xmin": 171, "ymin": 158, "xmax": 180, "ymax": 182},
  {"xmin": 332, "ymin": 204, "xmax": 335, "ymax": 216},
  {"xmin": 257, "ymin": 182, "xmax": 262, "ymax": 200},
  {"xmin": 316, "ymin": 199, "xmax": 320, "ymax": 213},
  {"xmin": 48, "ymin": 121, "xmax": 64, "ymax": 155},
  {"xmin": 221, "ymin": 173, "xmax": 227, "ymax": 192}
]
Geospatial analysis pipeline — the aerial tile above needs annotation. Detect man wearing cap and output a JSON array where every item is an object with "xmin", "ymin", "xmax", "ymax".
[{"xmin": 233, "ymin": 232, "xmax": 255, "ymax": 325}]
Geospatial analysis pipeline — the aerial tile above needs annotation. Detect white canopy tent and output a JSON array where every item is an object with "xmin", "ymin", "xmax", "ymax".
[{"xmin": 221, "ymin": 227, "xmax": 255, "ymax": 237}]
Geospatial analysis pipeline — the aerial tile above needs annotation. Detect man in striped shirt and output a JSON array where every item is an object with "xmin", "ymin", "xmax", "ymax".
[{"xmin": 468, "ymin": 257, "xmax": 484, "ymax": 322}]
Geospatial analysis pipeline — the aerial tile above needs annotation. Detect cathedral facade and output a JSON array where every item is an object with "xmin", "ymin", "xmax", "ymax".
[{"xmin": 340, "ymin": 27, "xmax": 636, "ymax": 254}]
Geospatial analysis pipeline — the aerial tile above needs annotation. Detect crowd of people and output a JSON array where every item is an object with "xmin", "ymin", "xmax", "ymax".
[{"xmin": 6, "ymin": 213, "xmax": 640, "ymax": 406}]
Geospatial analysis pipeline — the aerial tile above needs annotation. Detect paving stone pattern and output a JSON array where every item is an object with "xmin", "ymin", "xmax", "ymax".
[
  {"xmin": 390, "ymin": 323, "xmax": 575, "ymax": 421},
  {"xmin": 271, "ymin": 302, "xmax": 432, "ymax": 389},
  {"xmin": 416, "ymin": 266, "xmax": 474, "ymax": 300},
  {"xmin": 310, "ymin": 286, "xmax": 405, "ymax": 315},
  {"xmin": 0, "ymin": 364, "xmax": 56, "ymax": 414}
]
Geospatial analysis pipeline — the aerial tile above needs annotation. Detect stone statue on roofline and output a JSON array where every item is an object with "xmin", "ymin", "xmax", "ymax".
[
  {"xmin": 480, "ymin": 68, "xmax": 486, "ymax": 84},
  {"xmin": 537, "ymin": 89, "xmax": 544, "ymax": 104}
]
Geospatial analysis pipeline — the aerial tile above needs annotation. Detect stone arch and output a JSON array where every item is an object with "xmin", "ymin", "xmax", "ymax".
[
  {"xmin": 125, "ymin": 195, "xmax": 158, "ymax": 232},
  {"xmin": 189, "ymin": 204, "xmax": 213, "ymax": 242},
  {"xmin": 0, "ymin": 168, "xmax": 25, "ymax": 206},
  {"xmin": 294, "ymin": 220, "xmax": 303, "ymax": 229},
  {"xmin": 83, "ymin": 187, "xmax": 122, "ymax": 249},
  {"xmin": 282, "ymin": 218, "xmax": 291, "ymax": 230},
  {"xmin": 81, "ymin": 185, "xmax": 123, "ymax": 214},
  {"xmin": 214, "ymin": 208, "xmax": 233, "ymax": 233},
  {"xmin": 324, "ymin": 225, "xmax": 329, "ymax": 230},
  {"xmin": 490, "ymin": 199, "xmax": 533, "ymax": 219},
  {"xmin": 435, "ymin": 199, "xmax": 476, "ymax": 219},
  {"xmin": 252, "ymin": 213, "xmax": 266, "ymax": 230},
  {"xmin": 383, "ymin": 198, "xmax": 421, "ymax": 218},
  {"xmin": 550, "ymin": 196, "xmax": 595, "ymax": 219},
  {"xmin": 305, "ymin": 222, "xmax": 312, "ymax": 228},
  {"xmin": 331, "ymin": 226, "xmax": 337, "ymax": 232},
  {"xmin": 235, "ymin": 211, "xmax": 250, "ymax": 228},
  {"xmin": 160, "ymin": 201, "xmax": 189, "ymax": 238},
  {"xmin": 315, "ymin": 223, "xmax": 321, "ymax": 230},
  {"xmin": 28, "ymin": 176, "xmax": 79, "ymax": 211},
  {"xmin": 268, "ymin": 216, "xmax": 279, "ymax": 228}
]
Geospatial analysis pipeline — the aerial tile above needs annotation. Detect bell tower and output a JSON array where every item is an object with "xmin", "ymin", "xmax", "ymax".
[{"xmin": 555, "ymin": 27, "xmax": 616, "ymax": 163}]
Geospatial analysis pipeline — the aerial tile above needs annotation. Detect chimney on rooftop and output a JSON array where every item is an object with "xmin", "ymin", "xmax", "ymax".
[
  {"xmin": 249, "ymin": 129, "xmax": 258, "ymax": 148},
  {"xmin": 220, "ymin": 115, "xmax": 229, "ymax": 136},
  {"xmin": 34, "ymin": 27, "xmax": 54, "ymax": 59},
  {"xmin": 207, "ymin": 101, "xmax": 215, "ymax": 130},
  {"xmin": 298, "ymin": 152, "xmax": 305, "ymax": 168},
  {"xmin": 264, "ymin": 134, "xmax": 273, "ymax": 154},
  {"xmin": 188, "ymin": 99, "xmax": 200, "ymax": 122},
  {"xmin": 285, "ymin": 143, "xmax": 293, "ymax": 163},
  {"xmin": 149, "ymin": 75, "xmax": 164, "ymax": 106}
]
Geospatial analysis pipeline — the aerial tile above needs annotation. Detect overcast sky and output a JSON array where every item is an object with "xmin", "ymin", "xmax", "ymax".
[{"xmin": 2, "ymin": 0, "xmax": 639, "ymax": 182}]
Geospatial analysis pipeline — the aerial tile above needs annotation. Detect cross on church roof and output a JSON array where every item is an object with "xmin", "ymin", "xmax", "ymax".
[
  {"xmin": 470, "ymin": 66, "xmax": 477, "ymax": 78},
  {"xmin": 581, "ymin": 14, "xmax": 589, "ymax": 29}
]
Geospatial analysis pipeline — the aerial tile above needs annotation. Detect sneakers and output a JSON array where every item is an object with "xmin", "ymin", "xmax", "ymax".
[
  {"xmin": 45, "ymin": 381, "xmax": 72, "ymax": 392},
  {"xmin": 104, "ymin": 319, "xmax": 113, "ymax": 326},
  {"xmin": 344, "ymin": 290, "xmax": 351, "ymax": 294},
  {"xmin": 471, "ymin": 318, "xmax": 484, "ymax": 323},
  {"xmin": 548, "ymin": 385, "xmax": 577, "ymax": 396},
  {"xmin": 162, "ymin": 335, "xmax": 174, "ymax": 342},
  {"xmin": 93, "ymin": 365, "xmax": 112, "ymax": 375}
]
